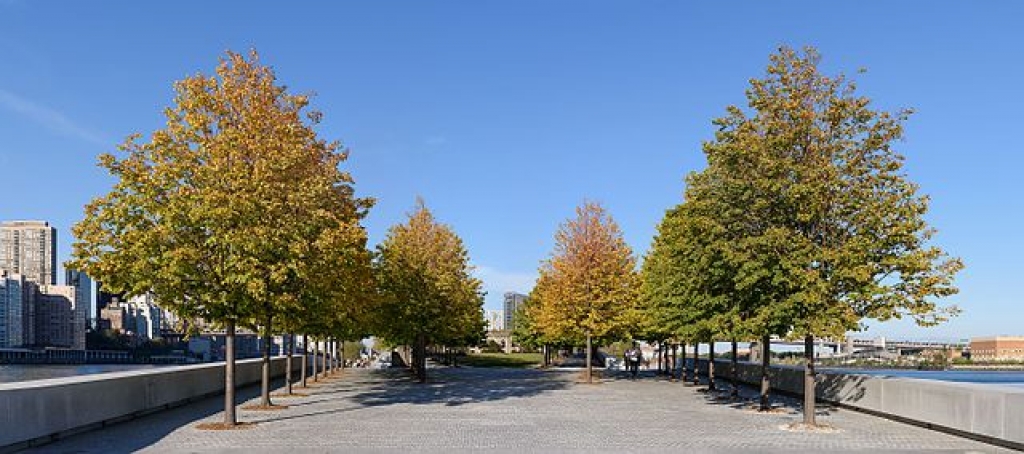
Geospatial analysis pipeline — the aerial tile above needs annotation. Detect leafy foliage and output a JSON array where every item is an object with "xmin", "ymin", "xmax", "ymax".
[
  {"xmin": 531, "ymin": 202, "xmax": 640, "ymax": 345},
  {"xmin": 372, "ymin": 200, "xmax": 485, "ymax": 352}
]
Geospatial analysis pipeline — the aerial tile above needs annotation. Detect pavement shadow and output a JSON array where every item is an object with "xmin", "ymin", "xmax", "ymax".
[
  {"xmin": 25, "ymin": 377, "xmax": 292, "ymax": 454},
  {"xmin": 694, "ymin": 372, "xmax": 869, "ymax": 419},
  {"xmin": 600, "ymin": 368, "xmax": 673, "ymax": 382},
  {"xmin": 347, "ymin": 367, "xmax": 572, "ymax": 408}
]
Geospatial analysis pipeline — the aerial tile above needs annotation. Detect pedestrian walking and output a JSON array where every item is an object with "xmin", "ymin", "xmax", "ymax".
[{"xmin": 626, "ymin": 345, "xmax": 642, "ymax": 379}]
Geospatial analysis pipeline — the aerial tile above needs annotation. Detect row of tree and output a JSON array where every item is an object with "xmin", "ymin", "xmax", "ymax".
[
  {"xmin": 69, "ymin": 50, "xmax": 485, "ymax": 427},
  {"xmin": 515, "ymin": 47, "xmax": 962, "ymax": 426}
]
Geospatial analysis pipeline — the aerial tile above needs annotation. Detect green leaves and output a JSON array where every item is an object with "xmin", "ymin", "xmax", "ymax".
[
  {"xmin": 645, "ymin": 46, "xmax": 963, "ymax": 345},
  {"xmin": 371, "ymin": 201, "xmax": 485, "ymax": 348},
  {"xmin": 70, "ymin": 49, "xmax": 372, "ymax": 336}
]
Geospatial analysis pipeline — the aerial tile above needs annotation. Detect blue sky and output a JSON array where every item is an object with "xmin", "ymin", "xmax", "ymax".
[{"xmin": 1, "ymin": 1, "xmax": 1021, "ymax": 341}]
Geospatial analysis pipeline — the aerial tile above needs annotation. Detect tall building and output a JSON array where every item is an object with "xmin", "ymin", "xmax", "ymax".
[
  {"xmin": 485, "ymin": 309, "xmax": 505, "ymax": 331},
  {"xmin": 0, "ymin": 221, "xmax": 58, "ymax": 286},
  {"xmin": 34, "ymin": 285, "xmax": 86, "ymax": 350},
  {"xmin": 503, "ymin": 292, "xmax": 527, "ymax": 331},
  {"xmin": 126, "ymin": 293, "xmax": 162, "ymax": 340},
  {"xmin": 66, "ymin": 270, "xmax": 92, "ymax": 330},
  {"xmin": 96, "ymin": 282, "xmax": 124, "ymax": 314},
  {"xmin": 0, "ymin": 271, "xmax": 27, "ymax": 347},
  {"xmin": 0, "ymin": 270, "xmax": 37, "ymax": 347}
]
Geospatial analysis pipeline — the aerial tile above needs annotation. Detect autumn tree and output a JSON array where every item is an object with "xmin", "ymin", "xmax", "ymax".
[
  {"xmin": 642, "ymin": 203, "xmax": 714, "ymax": 384},
  {"xmin": 279, "ymin": 215, "xmax": 374, "ymax": 391},
  {"xmin": 532, "ymin": 201, "xmax": 639, "ymax": 383},
  {"xmin": 69, "ymin": 50, "xmax": 370, "ymax": 425},
  {"xmin": 703, "ymin": 46, "xmax": 963, "ymax": 425},
  {"xmin": 512, "ymin": 297, "xmax": 564, "ymax": 366},
  {"xmin": 372, "ymin": 200, "xmax": 485, "ymax": 383}
]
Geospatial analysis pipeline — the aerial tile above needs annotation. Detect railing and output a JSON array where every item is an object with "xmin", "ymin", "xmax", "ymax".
[
  {"xmin": 701, "ymin": 359, "xmax": 1024, "ymax": 450},
  {"xmin": 0, "ymin": 357, "xmax": 303, "ymax": 452}
]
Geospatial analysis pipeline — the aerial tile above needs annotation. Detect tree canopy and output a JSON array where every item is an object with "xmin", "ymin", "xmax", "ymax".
[
  {"xmin": 372, "ymin": 200, "xmax": 485, "ymax": 381},
  {"xmin": 69, "ymin": 49, "xmax": 372, "ymax": 421}
]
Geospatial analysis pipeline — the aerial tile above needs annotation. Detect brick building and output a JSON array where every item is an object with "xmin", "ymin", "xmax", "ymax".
[{"xmin": 969, "ymin": 336, "xmax": 1024, "ymax": 361}]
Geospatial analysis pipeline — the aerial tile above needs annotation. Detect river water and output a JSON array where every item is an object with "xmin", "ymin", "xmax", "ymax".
[
  {"xmin": 825, "ymin": 368, "xmax": 1024, "ymax": 388},
  {"xmin": 0, "ymin": 364, "xmax": 170, "ymax": 384}
]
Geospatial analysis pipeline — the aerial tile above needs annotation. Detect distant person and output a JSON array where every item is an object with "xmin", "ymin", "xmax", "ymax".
[{"xmin": 626, "ymin": 346, "xmax": 642, "ymax": 379}]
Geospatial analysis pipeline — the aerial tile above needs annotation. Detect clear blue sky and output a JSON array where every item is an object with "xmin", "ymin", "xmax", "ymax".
[{"xmin": 1, "ymin": 1, "xmax": 1021, "ymax": 341}]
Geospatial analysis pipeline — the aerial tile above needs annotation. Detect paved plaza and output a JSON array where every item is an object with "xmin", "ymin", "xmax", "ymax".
[{"xmin": 29, "ymin": 366, "xmax": 1015, "ymax": 453}]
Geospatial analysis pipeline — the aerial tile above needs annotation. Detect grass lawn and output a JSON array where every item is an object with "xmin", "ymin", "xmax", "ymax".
[{"xmin": 460, "ymin": 352, "xmax": 544, "ymax": 368}]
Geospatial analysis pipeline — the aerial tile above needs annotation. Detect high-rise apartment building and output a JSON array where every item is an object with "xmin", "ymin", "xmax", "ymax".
[
  {"xmin": 503, "ymin": 292, "xmax": 527, "ymax": 331},
  {"xmin": 0, "ymin": 270, "xmax": 38, "ymax": 347},
  {"xmin": 0, "ymin": 271, "xmax": 27, "ymax": 347},
  {"xmin": 66, "ymin": 270, "xmax": 92, "ymax": 330},
  {"xmin": 0, "ymin": 221, "xmax": 58, "ymax": 286},
  {"xmin": 126, "ymin": 293, "xmax": 163, "ymax": 340},
  {"xmin": 35, "ymin": 285, "xmax": 86, "ymax": 350},
  {"xmin": 96, "ymin": 282, "xmax": 124, "ymax": 314}
]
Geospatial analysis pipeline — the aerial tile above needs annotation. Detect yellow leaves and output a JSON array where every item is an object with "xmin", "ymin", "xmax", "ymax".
[
  {"xmin": 373, "ymin": 201, "xmax": 484, "ymax": 346},
  {"xmin": 533, "ymin": 201, "xmax": 639, "ymax": 342},
  {"xmin": 71, "ymin": 48, "xmax": 369, "ymax": 334}
]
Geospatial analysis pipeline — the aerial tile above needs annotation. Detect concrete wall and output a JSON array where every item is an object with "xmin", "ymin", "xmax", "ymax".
[
  {"xmin": 0, "ymin": 357, "xmax": 302, "ymax": 451},
  {"xmin": 702, "ymin": 359, "xmax": 1024, "ymax": 449}
]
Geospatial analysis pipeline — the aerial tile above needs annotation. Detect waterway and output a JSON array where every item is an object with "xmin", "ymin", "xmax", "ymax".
[
  {"xmin": 0, "ymin": 364, "xmax": 170, "ymax": 384},
  {"xmin": 826, "ymin": 368, "xmax": 1024, "ymax": 388}
]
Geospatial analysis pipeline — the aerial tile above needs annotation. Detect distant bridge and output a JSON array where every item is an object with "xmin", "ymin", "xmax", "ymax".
[{"xmin": 764, "ymin": 336, "xmax": 967, "ymax": 356}]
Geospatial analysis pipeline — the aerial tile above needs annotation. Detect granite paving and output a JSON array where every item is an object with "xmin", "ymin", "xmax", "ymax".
[{"xmin": 25, "ymin": 366, "xmax": 1017, "ymax": 453}]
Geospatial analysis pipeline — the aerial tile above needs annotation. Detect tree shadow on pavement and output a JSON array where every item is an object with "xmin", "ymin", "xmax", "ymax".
[
  {"xmin": 695, "ymin": 372, "xmax": 869, "ymax": 419},
  {"xmin": 347, "ymin": 367, "xmax": 572, "ymax": 408},
  {"xmin": 24, "ymin": 378, "xmax": 289, "ymax": 454}
]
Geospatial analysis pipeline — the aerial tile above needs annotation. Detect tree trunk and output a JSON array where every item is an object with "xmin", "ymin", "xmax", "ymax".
[
  {"xmin": 312, "ymin": 338, "xmax": 319, "ymax": 382},
  {"xmin": 301, "ymin": 334, "xmax": 308, "ymax": 387},
  {"xmin": 730, "ymin": 339, "xmax": 739, "ymax": 399},
  {"xmin": 415, "ymin": 334, "xmax": 427, "ymax": 383},
  {"xmin": 285, "ymin": 333, "xmax": 293, "ymax": 395},
  {"xmin": 760, "ymin": 334, "xmax": 771, "ymax": 411},
  {"xmin": 670, "ymin": 344, "xmax": 677, "ymax": 381},
  {"xmin": 663, "ymin": 342, "xmax": 671, "ymax": 375},
  {"xmin": 585, "ymin": 332, "xmax": 593, "ymax": 384},
  {"xmin": 224, "ymin": 320, "xmax": 237, "ymax": 426},
  {"xmin": 804, "ymin": 334, "xmax": 817, "ymax": 426},
  {"xmin": 707, "ymin": 340, "xmax": 716, "ymax": 391},
  {"xmin": 322, "ymin": 339, "xmax": 328, "ymax": 378},
  {"xmin": 681, "ymin": 342, "xmax": 689, "ymax": 383},
  {"xmin": 329, "ymin": 338, "xmax": 335, "ymax": 374},
  {"xmin": 664, "ymin": 343, "xmax": 670, "ymax": 375},
  {"xmin": 692, "ymin": 343, "xmax": 700, "ymax": 385},
  {"xmin": 260, "ymin": 315, "xmax": 273, "ymax": 407},
  {"xmin": 655, "ymin": 342, "xmax": 662, "ymax": 374}
]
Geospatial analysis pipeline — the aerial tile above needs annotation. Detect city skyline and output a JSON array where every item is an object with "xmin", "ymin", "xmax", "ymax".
[{"xmin": 2, "ymin": 2, "xmax": 1023, "ymax": 340}]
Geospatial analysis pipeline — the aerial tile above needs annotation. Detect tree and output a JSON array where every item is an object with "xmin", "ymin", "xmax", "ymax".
[
  {"xmin": 642, "ymin": 202, "xmax": 719, "ymax": 385},
  {"xmin": 70, "ymin": 50, "xmax": 368, "ymax": 425},
  {"xmin": 279, "ymin": 214, "xmax": 375, "ymax": 392},
  {"xmin": 532, "ymin": 201, "xmax": 639, "ymax": 383},
  {"xmin": 372, "ymin": 200, "xmax": 485, "ymax": 383},
  {"xmin": 511, "ymin": 300, "xmax": 544, "ymax": 351},
  {"xmin": 702, "ymin": 46, "xmax": 963, "ymax": 425}
]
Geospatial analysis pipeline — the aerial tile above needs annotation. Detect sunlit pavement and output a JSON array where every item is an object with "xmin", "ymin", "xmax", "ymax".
[{"xmin": 27, "ymin": 367, "xmax": 1014, "ymax": 453}]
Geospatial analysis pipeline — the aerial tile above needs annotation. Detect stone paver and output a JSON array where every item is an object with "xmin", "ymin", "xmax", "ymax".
[{"xmin": 27, "ymin": 367, "xmax": 1016, "ymax": 453}]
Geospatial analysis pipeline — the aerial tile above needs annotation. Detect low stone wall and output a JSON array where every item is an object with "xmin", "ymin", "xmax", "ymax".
[
  {"xmin": 0, "ymin": 357, "xmax": 302, "ymax": 451},
  {"xmin": 702, "ymin": 359, "xmax": 1024, "ymax": 449}
]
